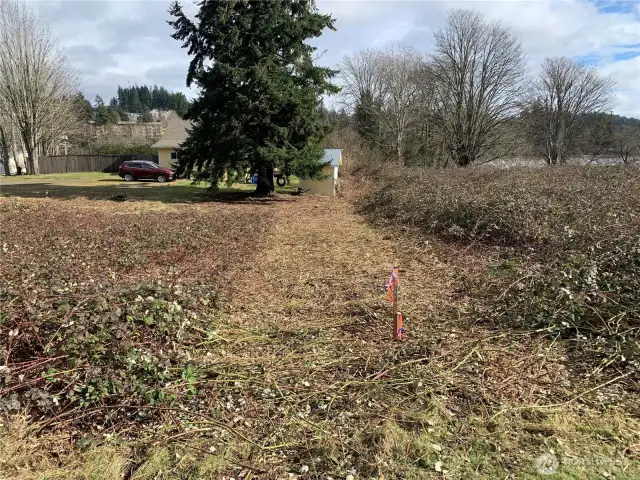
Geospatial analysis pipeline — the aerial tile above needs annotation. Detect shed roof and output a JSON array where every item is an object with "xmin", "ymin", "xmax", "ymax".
[
  {"xmin": 323, "ymin": 149, "xmax": 342, "ymax": 167},
  {"xmin": 151, "ymin": 117, "xmax": 191, "ymax": 149}
]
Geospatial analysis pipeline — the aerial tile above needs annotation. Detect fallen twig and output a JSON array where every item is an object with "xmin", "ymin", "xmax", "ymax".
[{"xmin": 491, "ymin": 370, "xmax": 636, "ymax": 420}]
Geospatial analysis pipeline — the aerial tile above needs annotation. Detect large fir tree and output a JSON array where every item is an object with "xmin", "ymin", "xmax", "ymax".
[
  {"xmin": 168, "ymin": 0, "xmax": 339, "ymax": 194},
  {"xmin": 130, "ymin": 88, "xmax": 143, "ymax": 113}
]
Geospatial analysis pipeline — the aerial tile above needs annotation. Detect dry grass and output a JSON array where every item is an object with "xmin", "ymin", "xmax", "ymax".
[{"xmin": 0, "ymin": 180, "xmax": 639, "ymax": 479}]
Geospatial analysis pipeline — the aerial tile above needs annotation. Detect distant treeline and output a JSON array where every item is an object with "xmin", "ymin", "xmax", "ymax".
[
  {"xmin": 324, "ymin": 106, "xmax": 640, "ymax": 167},
  {"xmin": 111, "ymin": 85, "xmax": 189, "ymax": 116},
  {"xmin": 74, "ymin": 84, "xmax": 191, "ymax": 126}
]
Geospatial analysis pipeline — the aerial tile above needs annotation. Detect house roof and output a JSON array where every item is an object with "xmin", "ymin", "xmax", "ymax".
[
  {"xmin": 151, "ymin": 117, "xmax": 191, "ymax": 149},
  {"xmin": 323, "ymin": 149, "xmax": 342, "ymax": 167}
]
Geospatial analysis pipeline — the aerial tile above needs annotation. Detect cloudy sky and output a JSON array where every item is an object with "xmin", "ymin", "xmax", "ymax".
[{"xmin": 29, "ymin": 0, "xmax": 640, "ymax": 117}]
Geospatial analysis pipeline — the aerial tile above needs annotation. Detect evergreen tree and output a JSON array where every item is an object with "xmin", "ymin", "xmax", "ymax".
[
  {"xmin": 173, "ymin": 92, "xmax": 189, "ymax": 118},
  {"xmin": 585, "ymin": 113, "xmax": 614, "ymax": 157},
  {"xmin": 130, "ymin": 88, "xmax": 143, "ymax": 113},
  {"xmin": 125, "ymin": 87, "xmax": 133, "ymax": 111},
  {"xmin": 117, "ymin": 86, "xmax": 125, "ymax": 109},
  {"xmin": 139, "ymin": 85, "xmax": 152, "ymax": 110},
  {"xmin": 99, "ymin": 84, "xmax": 192, "ymax": 117},
  {"xmin": 115, "ymin": 105, "xmax": 129, "ymax": 121},
  {"xmin": 354, "ymin": 91, "xmax": 380, "ymax": 146},
  {"xmin": 167, "ymin": 91, "xmax": 176, "ymax": 111},
  {"xmin": 108, "ymin": 107, "xmax": 121, "ymax": 124},
  {"xmin": 95, "ymin": 104, "xmax": 119, "ymax": 125},
  {"xmin": 169, "ymin": 0, "xmax": 339, "ymax": 195},
  {"xmin": 152, "ymin": 85, "xmax": 160, "ymax": 109},
  {"xmin": 74, "ymin": 92, "xmax": 94, "ymax": 121},
  {"xmin": 94, "ymin": 94, "xmax": 104, "ymax": 107}
]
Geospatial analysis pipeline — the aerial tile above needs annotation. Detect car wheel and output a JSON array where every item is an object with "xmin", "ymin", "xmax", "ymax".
[
  {"xmin": 123, "ymin": 173, "xmax": 134, "ymax": 182},
  {"xmin": 276, "ymin": 176, "xmax": 286, "ymax": 187},
  {"xmin": 157, "ymin": 175, "xmax": 167, "ymax": 183}
]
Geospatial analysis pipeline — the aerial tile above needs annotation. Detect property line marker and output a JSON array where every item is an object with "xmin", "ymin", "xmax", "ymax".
[{"xmin": 385, "ymin": 265, "xmax": 405, "ymax": 340}]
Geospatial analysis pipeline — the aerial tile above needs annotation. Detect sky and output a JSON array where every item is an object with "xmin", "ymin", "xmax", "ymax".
[{"xmin": 29, "ymin": 0, "xmax": 640, "ymax": 118}]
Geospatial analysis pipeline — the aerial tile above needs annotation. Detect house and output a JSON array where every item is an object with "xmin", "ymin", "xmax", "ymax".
[
  {"xmin": 151, "ymin": 116, "xmax": 191, "ymax": 168},
  {"xmin": 299, "ymin": 149, "xmax": 343, "ymax": 196},
  {"xmin": 151, "ymin": 116, "xmax": 343, "ymax": 194}
]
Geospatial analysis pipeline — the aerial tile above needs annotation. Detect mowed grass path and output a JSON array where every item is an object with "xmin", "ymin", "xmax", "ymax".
[{"xmin": 0, "ymin": 176, "xmax": 637, "ymax": 479}]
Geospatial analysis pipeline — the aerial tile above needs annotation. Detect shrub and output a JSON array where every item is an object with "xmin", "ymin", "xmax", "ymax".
[
  {"xmin": 359, "ymin": 166, "xmax": 640, "ymax": 250},
  {"xmin": 0, "ymin": 199, "xmax": 269, "ymax": 426},
  {"xmin": 0, "ymin": 282, "xmax": 219, "ymax": 419},
  {"xmin": 357, "ymin": 166, "xmax": 640, "ymax": 368}
]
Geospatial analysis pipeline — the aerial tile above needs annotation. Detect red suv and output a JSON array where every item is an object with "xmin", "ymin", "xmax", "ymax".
[{"xmin": 119, "ymin": 161, "xmax": 176, "ymax": 183}]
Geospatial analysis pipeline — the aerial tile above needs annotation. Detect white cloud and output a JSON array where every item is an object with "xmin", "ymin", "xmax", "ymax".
[
  {"xmin": 600, "ymin": 56, "xmax": 640, "ymax": 117},
  {"xmin": 318, "ymin": 0, "xmax": 640, "ymax": 117},
  {"xmin": 319, "ymin": 0, "xmax": 399, "ymax": 24},
  {"xmin": 23, "ymin": 0, "xmax": 640, "ymax": 117}
]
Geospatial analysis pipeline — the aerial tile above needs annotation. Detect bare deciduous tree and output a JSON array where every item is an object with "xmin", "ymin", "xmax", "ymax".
[
  {"xmin": 340, "ymin": 50, "xmax": 385, "ymax": 111},
  {"xmin": 341, "ymin": 47, "xmax": 425, "ymax": 166},
  {"xmin": 430, "ymin": 9, "xmax": 526, "ymax": 167},
  {"xmin": 529, "ymin": 57, "xmax": 615, "ymax": 165},
  {"xmin": 0, "ymin": 95, "xmax": 13, "ymax": 175},
  {"xmin": 0, "ymin": 0, "xmax": 78, "ymax": 174},
  {"xmin": 614, "ymin": 124, "xmax": 640, "ymax": 164},
  {"xmin": 376, "ymin": 47, "xmax": 424, "ymax": 166},
  {"xmin": 340, "ymin": 50, "xmax": 386, "ymax": 148}
]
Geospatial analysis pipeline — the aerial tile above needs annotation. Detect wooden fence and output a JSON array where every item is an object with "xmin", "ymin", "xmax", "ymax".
[{"xmin": 37, "ymin": 154, "xmax": 159, "ymax": 174}]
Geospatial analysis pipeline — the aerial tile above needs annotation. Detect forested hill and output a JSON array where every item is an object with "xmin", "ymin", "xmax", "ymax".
[
  {"xmin": 612, "ymin": 114, "xmax": 640, "ymax": 127},
  {"xmin": 583, "ymin": 112, "xmax": 640, "ymax": 128},
  {"xmin": 108, "ymin": 85, "xmax": 189, "ymax": 117}
]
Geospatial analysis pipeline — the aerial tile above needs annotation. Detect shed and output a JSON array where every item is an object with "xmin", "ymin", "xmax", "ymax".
[
  {"xmin": 151, "ymin": 117, "xmax": 191, "ymax": 168},
  {"xmin": 299, "ymin": 149, "xmax": 342, "ymax": 196}
]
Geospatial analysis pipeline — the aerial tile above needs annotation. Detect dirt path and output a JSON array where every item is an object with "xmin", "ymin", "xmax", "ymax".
[
  {"xmin": 209, "ymin": 195, "xmax": 623, "ymax": 479},
  {"xmin": 200, "ymin": 195, "xmax": 472, "ymax": 477},
  {"xmin": 228, "ymin": 195, "xmax": 451, "ymax": 335}
]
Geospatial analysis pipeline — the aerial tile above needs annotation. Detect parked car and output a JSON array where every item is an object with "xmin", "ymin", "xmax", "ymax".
[{"xmin": 119, "ymin": 161, "xmax": 176, "ymax": 183}]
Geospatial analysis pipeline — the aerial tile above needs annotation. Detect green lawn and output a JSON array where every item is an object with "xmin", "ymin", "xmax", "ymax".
[
  {"xmin": 0, "ymin": 172, "xmax": 298, "ymax": 203},
  {"xmin": 0, "ymin": 172, "xmax": 121, "ymax": 182}
]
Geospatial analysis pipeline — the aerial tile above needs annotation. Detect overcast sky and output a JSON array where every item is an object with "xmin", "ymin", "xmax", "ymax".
[{"xmin": 29, "ymin": 0, "xmax": 640, "ymax": 117}]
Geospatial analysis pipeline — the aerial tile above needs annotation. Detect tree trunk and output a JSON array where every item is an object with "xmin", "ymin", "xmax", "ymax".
[
  {"xmin": 255, "ymin": 164, "xmax": 275, "ymax": 196},
  {"xmin": 548, "ymin": 141, "xmax": 559, "ymax": 166},
  {"xmin": 396, "ymin": 130, "xmax": 404, "ymax": 167},
  {"xmin": 0, "ymin": 127, "xmax": 11, "ymax": 176},
  {"xmin": 456, "ymin": 145, "xmax": 471, "ymax": 167},
  {"xmin": 0, "ymin": 154, "xmax": 9, "ymax": 176},
  {"xmin": 25, "ymin": 148, "xmax": 37, "ymax": 175}
]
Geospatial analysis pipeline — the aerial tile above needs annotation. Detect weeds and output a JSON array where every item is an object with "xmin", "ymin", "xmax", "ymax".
[
  {"xmin": 359, "ymin": 166, "xmax": 640, "ymax": 374},
  {"xmin": 1, "ymin": 180, "xmax": 639, "ymax": 479},
  {"xmin": 0, "ymin": 198, "xmax": 270, "ymax": 429}
]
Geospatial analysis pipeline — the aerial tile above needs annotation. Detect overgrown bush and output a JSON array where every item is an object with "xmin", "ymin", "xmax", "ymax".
[
  {"xmin": 358, "ymin": 166, "xmax": 640, "ymax": 368},
  {"xmin": 0, "ymin": 199, "xmax": 270, "ymax": 426},
  {"xmin": 0, "ymin": 281, "xmax": 219, "ymax": 420},
  {"xmin": 360, "ymin": 166, "xmax": 640, "ymax": 249}
]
